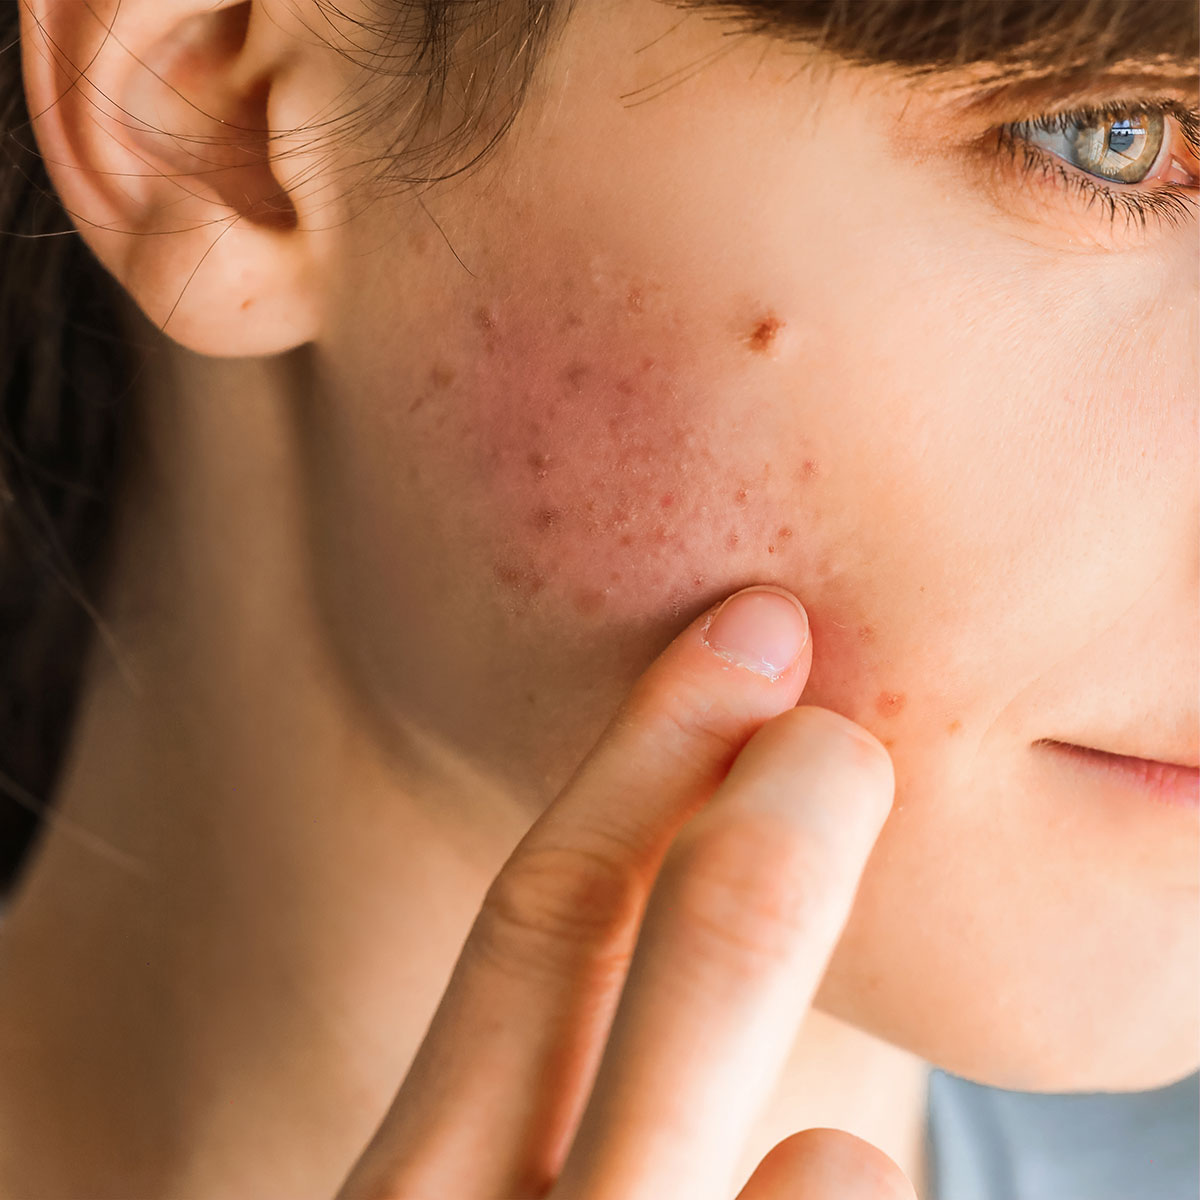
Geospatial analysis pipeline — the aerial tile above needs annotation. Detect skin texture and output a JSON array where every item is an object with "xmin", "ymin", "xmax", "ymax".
[
  {"xmin": 0, "ymin": 0, "xmax": 1196, "ymax": 1195},
  {"xmin": 307, "ymin": 0, "xmax": 1199, "ymax": 1086}
]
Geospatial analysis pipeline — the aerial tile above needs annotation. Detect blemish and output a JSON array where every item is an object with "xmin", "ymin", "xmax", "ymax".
[
  {"xmin": 733, "ymin": 487, "xmax": 749, "ymax": 505},
  {"xmin": 767, "ymin": 543, "xmax": 776, "ymax": 554},
  {"xmin": 747, "ymin": 314, "xmax": 784, "ymax": 353},
  {"xmin": 619, "ymin": 533, "xmax": 634, "ymax": 546},
  {"xmin": 616, "ymin": 378, "xmax": 635, "ymax": 396},
  {"xmin": 430, "ymin": 363, "xmax": 455, "ymax": 389},
  {"xmin": 947, "ymin": 719, "xmax": 963, "ymax": 734},
  {"xmin": 777, "ymin": 526, "xmax": 793, "ymax": 541},
  {"xmin": 527, "ymin": 450, "xmax": 552, "ymax": 479},
  {"xmin": 857, "ymin": 625, "xmax": 876, "ymax": 643},
  {"xmin": 240, "ymin": 297, "xmax": 253, "ymax": 312},
  {"xmin": 473, "ymin": 305, "xmax": 498, "ymax": 331},
  {"xmin": 493, "ymin": 559, "xmax": 546, "ymax": 595},
  {"xmin": 408, "ymin": 392, "xmax": 429, "ymax": 414},
  {"xmin": 561, "ymin": 310, "xmax": 584, "ymax": 329},
  {"xmin": 800, "ymin": 459, "xmax": 820, "ymax": 480},
  {"xmin": 640, "ymin": 356, "xmax": 656, "ymax": 373},
  {"xmin": 574, "ymin": 587, "xmax": 606, "ymax": 614},
  {"xmin": 660, "ymin": 492, "xmax": 675, "ymax": 509},
  {"xmin": 564, "ymin": 360, "xmax": 591, "ymax": 387},
  {"xmin": 627, "ymin": 287, "xmax": 644, "ymax": 313},
  {"xmin": 534, "ymin": 506, "xmax": 564, "ymax": 530},
  {"xmin": 691, "ymin": 574, "xmax": 705, "ymax": 588},
  {"xmin": 652, "ymin": 525, "xmax": 670, "ymax": 544},
  {"xmin": 726, "ymin": 530, "xmax": 740, "ymax": 550},
  {"xmin": 875, "ymin": 691, "xmax": 907, "ymax": 717}
]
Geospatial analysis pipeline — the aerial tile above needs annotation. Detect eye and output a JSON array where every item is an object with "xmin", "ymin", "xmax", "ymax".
[{"xmin": 995, "ymin": 99, "xmax": 1200, "ymax": 235}]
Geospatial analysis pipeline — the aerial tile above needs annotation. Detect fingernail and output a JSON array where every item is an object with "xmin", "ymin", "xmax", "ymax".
[{"xmin": 699, "ymin": 585, "xmax": 810, "ymax": 680}]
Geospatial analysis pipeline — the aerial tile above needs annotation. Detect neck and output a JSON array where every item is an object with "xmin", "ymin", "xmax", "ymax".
[{"xmin": 0, "ymin": 338, "xmax": 931, "ymax": 1198}]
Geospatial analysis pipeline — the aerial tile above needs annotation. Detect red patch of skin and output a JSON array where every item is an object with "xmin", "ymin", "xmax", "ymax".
[
  {"xmin": 413, "ymin": 272, "xmax": 894, "ymax": 735},
  {"xmin": 876, "ymin": 691, "xmax": 907, "ymax": 718}
]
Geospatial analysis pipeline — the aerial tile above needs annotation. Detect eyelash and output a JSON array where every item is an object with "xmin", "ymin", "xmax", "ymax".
[{"xmin": 996, "ymin": 98, "xmax": 1200, "ymax": 233}]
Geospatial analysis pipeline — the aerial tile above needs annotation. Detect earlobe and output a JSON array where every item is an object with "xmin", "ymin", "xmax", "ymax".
[{"xmin": 18, "ymin": 0, "xmax": 324, "ymax": 357}]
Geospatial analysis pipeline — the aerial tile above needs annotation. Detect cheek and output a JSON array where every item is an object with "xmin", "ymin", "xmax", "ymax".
[{"xmin": 434, "ymin": 289, "xmax": 823, "ymax": 621}]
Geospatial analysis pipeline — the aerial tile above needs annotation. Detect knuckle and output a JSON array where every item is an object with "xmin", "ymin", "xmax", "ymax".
[
  {"xmin": 627, "ymin": 669, "xmax": 749, "ymax": 764},
  {"xmin": 471, "ymin": 836, "xmax": 646, "ymax": 982},
  {"xmin": 664, "ymin": 814, "xmax": 838, "ymax": 973}
]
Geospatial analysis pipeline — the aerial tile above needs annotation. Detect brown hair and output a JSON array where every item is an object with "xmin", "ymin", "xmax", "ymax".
[{"xmin": 0, "ymin": 0, "xmax": 1194, "ymax": 898}]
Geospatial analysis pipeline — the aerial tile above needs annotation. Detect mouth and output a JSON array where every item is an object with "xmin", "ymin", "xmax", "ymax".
[{"xmin": 1036, "ymin": 739, "xmax": 1200, "ymax": 811}]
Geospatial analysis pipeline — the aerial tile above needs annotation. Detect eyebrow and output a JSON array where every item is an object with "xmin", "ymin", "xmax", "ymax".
[{"xmin": 677, "ymin": 0, "xmax": 1199, "ymax": 85}]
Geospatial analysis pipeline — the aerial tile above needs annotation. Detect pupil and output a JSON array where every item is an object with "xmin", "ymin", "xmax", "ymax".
[{"xmin": 1107, "ymin": 119, "xmax": 1142, "ymax": 156}]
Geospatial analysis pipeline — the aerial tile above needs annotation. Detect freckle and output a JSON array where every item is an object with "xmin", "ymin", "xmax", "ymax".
[
  {"xmin": 800, "ymin": 459, "xmax": 820, "ymax": 480},
  {"xmin": 473, "ymin": 305, "xmax": 498, "ymax": 331},
  {"xmin": 947, "ymin": 719, "xmax": 963, "ymax": 734},
  {"xmin": 858, "ymin": 625, "xmax": 876, "ymax": 643},
  {"xmin": 734, "ymin": 487, "xmax": 749, "ymax": 505},
  {"xmin": 564, "ymin": 360, "xmax": 591, "ymax": 387},
  {"xmin": 240, "ymin": 297, "xmax": 252, "ymax": 311},
  {"xmin": 430, "ymin": 363, "xmax": 455, "ymax": 389},
  {"xmin": 747, "ymin": 313, "xmax": 784, "ymax": 353},
  {"xmin": 875, "ymin": 691, "xmax": 907, "ymax": 717},
  {"xmin": 534, "ymin": 506, "xmax": 564, "ymax": 530},
  {"xmin": 660, "ymin": 492, "xmax": 675, "ymax": 509},
  {"xmin": 726, "ymin": 530, "xmax": 740, "ymax": 550},
  {"xmin": 777, "ymin": 526, "xmax": 793, "ymax": 540}
]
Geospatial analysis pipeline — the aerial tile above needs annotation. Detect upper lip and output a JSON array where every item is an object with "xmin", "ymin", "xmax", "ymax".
[{"xmin": 1037, "ymin": 738, "xmax": 1200, "ymax": 771}]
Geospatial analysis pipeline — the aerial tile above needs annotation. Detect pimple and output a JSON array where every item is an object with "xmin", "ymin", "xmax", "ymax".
[
  {"xmin": 800, "ymin": 459, "xmax": 820, "ymax": 480},
  {"xmin": 857, "ymin": 624, "xmax": 876, "ymax": 643},
  {"xmin": 493, "ymin": 558, "xmax": 547, "ymax": 596},
  {"xmin": 734, "ymin": 487, "xmax": 749, "ymax": 505},
  {"xmin": 726, "ymin": 530, "xmax": 740, "ymax": 550},
  {"xmin": 473, "ymin": 305, "xmax": 498, "ymax": 331},
  {"xmin": 777, "ymin": 526, "xmax": 793, "ymax": 541},
  {"xmin": 430, "ymin": 363, "xmax": 455, "ymax": 389},
  {"xmin": 876, "ymin": 691, "xmax": 907, "ymax": 717},
  {"xmin": 574, "ymin": 587, "xmax": 606, "ymax": 614},
  {"xmin": 564, "ymin": 360, "xmax": 591, "ymax": 388},
  {"xmin": 527, "ymin": 450, "xmax": 552, "ymax": 479},
  {"xmin": 746, "ymin": 313, "xmax": 784, "ymax": 354}
]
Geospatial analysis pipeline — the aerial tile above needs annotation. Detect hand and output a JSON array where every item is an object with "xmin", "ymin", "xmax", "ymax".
[{"xmin": 334, "ymin": 584, "xmax": 915, "ymax": 1200}]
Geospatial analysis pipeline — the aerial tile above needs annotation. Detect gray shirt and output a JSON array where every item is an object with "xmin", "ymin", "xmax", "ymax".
[{"xmin": 926, "ymin": 1066, "xmax": 1200, "ymax": 1199}]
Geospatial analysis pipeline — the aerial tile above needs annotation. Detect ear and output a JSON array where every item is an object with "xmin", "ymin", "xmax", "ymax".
[{"xmin": 18, "ymin": 0, "xmax": 340, "ymax": 357}]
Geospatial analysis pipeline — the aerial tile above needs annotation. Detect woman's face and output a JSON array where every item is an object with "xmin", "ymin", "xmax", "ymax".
[{"xmin": 295, "ymin": 0, "xmax": 1198, "ymax": 1093}]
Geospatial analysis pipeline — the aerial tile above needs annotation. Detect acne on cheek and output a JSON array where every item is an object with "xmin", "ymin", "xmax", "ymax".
[{"xmin": 440, "ymin": 293, "xmax": 818, "ymax": 620}]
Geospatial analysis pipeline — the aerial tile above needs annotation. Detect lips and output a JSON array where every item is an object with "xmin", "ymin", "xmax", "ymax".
[{"xmin": 1037, "ymin": 739, "xmax": 1200, "ymax": 810}]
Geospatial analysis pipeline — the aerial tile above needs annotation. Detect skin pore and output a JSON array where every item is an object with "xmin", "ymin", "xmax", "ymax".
[{"xmin": 0, "ymin": 0, "xmax": 1197, "ymax": 1195}]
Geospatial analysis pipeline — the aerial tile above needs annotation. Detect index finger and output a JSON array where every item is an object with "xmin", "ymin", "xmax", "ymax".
[{"xmin": 551, "ymin": 705, "xmax": 895, "ymax": 1200}]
